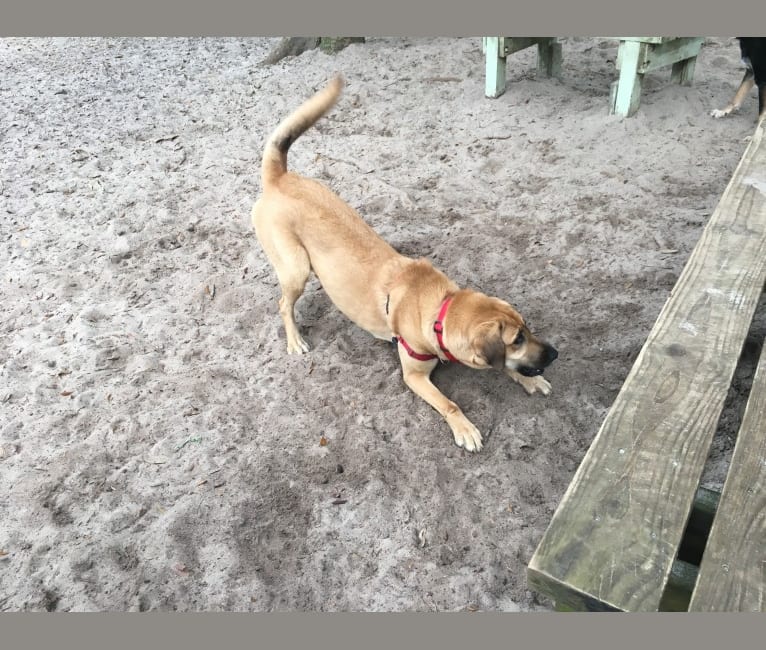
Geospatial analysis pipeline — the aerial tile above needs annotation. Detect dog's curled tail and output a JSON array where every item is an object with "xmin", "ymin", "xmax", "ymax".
[{"xmin": 261, "ymin": 75, "xmax": 345, "ymax": 186}]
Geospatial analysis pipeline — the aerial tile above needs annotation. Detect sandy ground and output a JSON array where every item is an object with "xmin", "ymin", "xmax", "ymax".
[{"xmin": 1, "ymin": 36, "xmax": 763, "ymax": 612}]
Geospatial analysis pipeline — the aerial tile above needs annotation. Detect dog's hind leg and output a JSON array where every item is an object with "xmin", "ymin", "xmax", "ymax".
[
  {"xmin": 254, "ymin": 206, "xmax": 313, "ymax": 354},
  {"xmin": 275, "ymin": 242, "xmax": 312, "ymax": 354}
]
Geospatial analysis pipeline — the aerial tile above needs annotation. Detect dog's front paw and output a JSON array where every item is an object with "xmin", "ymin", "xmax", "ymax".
[
  {"xmin": 710, "ymin": 108, "xmax": 731, "ymax": 118},
  {"xmin": 449, "ymin": 417, "xmax": 483, "ymax": 453},
  {"xmin": 525, "ymin": 375, "xmax": 551, "ymax": 396},
  {"xmin": 509, "ymin": 371, "xmax": 552, "ymax": 396},
  {"xmin": 286, "ymin": 334, "xmax": 310, "ymax": 354}
]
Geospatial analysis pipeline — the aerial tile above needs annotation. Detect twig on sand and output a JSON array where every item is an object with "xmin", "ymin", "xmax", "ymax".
[
  {"xmin": 422, "ymin": 76, "xmax": 462, "ymax": 83},
  {"xmin": 175, "ymin": 436, "xmax": 202, "ymax": 453},
  {"xmin": 317, "ymin": 154, "xmax": 375, "ymax": 174},
  {"xmin": 382, "ymin": 77, "xmax": 411, "ymax": 89}
]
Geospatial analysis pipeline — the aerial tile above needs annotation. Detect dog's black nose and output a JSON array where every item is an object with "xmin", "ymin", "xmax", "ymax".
[{"xmin": 544, "ymin": 344, "xmax": 558, "ymax": 364}]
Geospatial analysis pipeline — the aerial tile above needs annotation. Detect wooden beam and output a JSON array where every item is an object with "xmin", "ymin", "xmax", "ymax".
[
  {"xmin": 504, "ymin": 37, "xmax": 546, "ymax": 55},
  {"xmin": 689, "ymin": 339, "xmax": 766, "ymax": 611},
  {"xmin": 612, "ymin": 40, "xmax": 646, "ymax": 117},
  {"xmin": 528, "ymin": 120, "xmax": 766, "ymax": 611},
  {"xmin": 671, "ymin": 57, "xmax": 697, "ymax": 86},
  {"xmin": 638, "ymin": 38, "xmax": 703, "ymax": 75},
  {"xmin": 484, "ymin": 37, "xmax": 507, "ymax": 99},
  {"xmin": 620, "ymin": 37, "xmax": 667, "ymax": 44},
  {"xmin": 537, "ymin": 39, "xmax": 562, "ymax": 79}
]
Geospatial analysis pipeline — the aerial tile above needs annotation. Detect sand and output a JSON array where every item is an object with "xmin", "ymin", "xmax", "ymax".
[{"xmin": 1, "ymin": 36, "xmax": 763, "ymax": 612}]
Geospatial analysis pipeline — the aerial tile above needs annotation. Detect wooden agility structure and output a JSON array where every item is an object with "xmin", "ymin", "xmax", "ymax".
[
  {"xmin": 484, "ymin": 37, "xmax": 704, "ymax": 117},
  {"xmin": 527, "ymin": 119, "xmax": 766, "ymax": 611}
]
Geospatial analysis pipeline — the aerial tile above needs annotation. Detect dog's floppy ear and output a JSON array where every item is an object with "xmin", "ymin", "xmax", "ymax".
[{"xmin": 475, "ymin": 321, "xmax": 506, "ymax": 370}]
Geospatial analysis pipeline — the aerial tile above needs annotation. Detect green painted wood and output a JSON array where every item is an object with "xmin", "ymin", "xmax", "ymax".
[
  {"xmin": 671, "ymin": 57, "xmax": 697, "ymax": 86},
  {"xmin": 616, "ymin": 38, "xmax": 702, "ymax": 74},
  {"xmin": 528, "ymin": 121, "xmax": 766, "ymax": 612},
  {"xmin": 504, "ymin": 37, "xmax": 546, "ymax": 55},
  {"xmin": 689, "ymin": 337, "xmax": 766, "ymax": 611},
  {"xmin": 484, "ymin": 37, "xmax": 506, "ymax": 99},
  {"xmin": 613, "ymin": 40, "xmax": 645, "ymax": 116},
  {"xmin": 638, "ymin": 38, "xmax": 703, "ymax": 74},
  {"xmin": 620, "ymin": 37, "xmax": 667, "ymax": 44},
  {"xmin": 484, "ymin": 37, "xmax": 559, "ymax": 98},
  {"xmin": 537, "ymin": 39, "xmax": 562, "ymax": 79},
  {"xmin": 613, "ymin": 38, "xmax": 703, "ymax": 115}
]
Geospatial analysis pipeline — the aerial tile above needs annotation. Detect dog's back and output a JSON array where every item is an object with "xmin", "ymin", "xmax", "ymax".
[
  {"xmin": 252, "ymin": 76, "xmax": 411, "ymax": 343},
  {"xmin": 739, "ymin": 38, "xmax": 766, "ymax": 84}
]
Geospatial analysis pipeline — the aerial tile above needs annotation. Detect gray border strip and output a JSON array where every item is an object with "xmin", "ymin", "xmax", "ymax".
[
  {"xmin": 0, "ymin": 1, "xmax": 763, "ymax": 36},
  {"xmin": 2, "ymin": 612, "xmax": 764, "ymax": 649}
]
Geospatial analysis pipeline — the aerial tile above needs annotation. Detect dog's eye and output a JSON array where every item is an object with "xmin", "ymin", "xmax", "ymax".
[{"xmin": 514, "ymin": 332, "xmax": 525, "ymax": 346}]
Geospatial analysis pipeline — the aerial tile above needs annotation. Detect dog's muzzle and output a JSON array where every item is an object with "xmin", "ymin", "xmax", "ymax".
[
  {"xmin": 517, "ymin": 343, "xmax": 558, "ymax": 377},
  {"xmin": 518, "ymin": 366, "xmax": 546, "ymax": 377}
]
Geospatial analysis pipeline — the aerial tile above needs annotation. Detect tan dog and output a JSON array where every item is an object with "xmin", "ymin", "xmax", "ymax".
[{"xmin": 252, "ymin": 76, "xmax": 558, "ymax": 452}]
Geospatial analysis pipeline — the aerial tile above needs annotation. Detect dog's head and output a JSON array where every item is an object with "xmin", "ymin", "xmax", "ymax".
[{"xmin": 448, "ymin": 290, "xmax": 558, "ymax": 376}]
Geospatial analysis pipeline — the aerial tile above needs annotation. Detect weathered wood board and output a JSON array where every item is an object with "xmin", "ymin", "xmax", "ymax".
[
  {"xmin": 528, "ymin": 121, "xmax": 766, "ymax": 611},
  {"xmin": 689, "ymin": 339, "xmax": 766, "ymax": 611}
]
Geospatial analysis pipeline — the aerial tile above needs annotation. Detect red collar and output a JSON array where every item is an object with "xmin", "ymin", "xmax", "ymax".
[
  {"xmin": 393, "ymin": 296, "xmax": 460, "ymax": 364},
  {"xmin": 433, "ymin": 296, "xmax": 460, "ymax": 363},
  {"xmin": 395, "ymin": 335, "xmax": 439, "ymax": 362}
]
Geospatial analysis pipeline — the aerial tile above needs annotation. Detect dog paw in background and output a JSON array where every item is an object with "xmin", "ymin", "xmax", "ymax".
[
  {"xmin": 711, "ymin": 37, "xmax": 766, "ymax": 121},
  {"xmin": 710, "ymin": 107, "xmax": 736, "ymax": 119}
]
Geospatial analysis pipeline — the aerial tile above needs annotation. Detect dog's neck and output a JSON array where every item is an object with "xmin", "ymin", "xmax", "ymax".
[
  {"xmin": 432, "ymin": 296, "xmax": 460, "ymax": 362},
  {"xmin": 384, "ymin": 259, "xmax": 460, "ymax": 362},
  {"xmin": 387, "ymin": 293, "xmax": 460, "ymax": 363}
]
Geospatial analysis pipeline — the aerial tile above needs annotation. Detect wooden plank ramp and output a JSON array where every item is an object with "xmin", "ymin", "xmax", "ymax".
[
  {"xmin": 528, "ymin": 120, "xmax": 766, "ymax": 611},
  {"xmin": 689, "ymin": 338, "xmax": 766, "ymax": 612}
]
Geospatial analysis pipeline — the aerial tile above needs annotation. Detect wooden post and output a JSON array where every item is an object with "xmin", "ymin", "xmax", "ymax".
[
  {"xmin": 612, "ymin": 38, "xmax": 703, "ymax": 115},
  {"xmin": 484, "ymin": 37, "xmax": 506, "ymax": 98},
  {"xmin": 671, "ymin": 57, "xmax": 697, "ymax": 86},
  {"xmin": 537, "ymin": 38, "xmax": 562, "ymax": 79},
  {"xmin": 612, "ymin": 40, "xmax": 645, "ymax": 117}
]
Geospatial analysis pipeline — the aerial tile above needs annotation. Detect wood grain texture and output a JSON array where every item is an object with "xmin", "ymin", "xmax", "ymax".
[
  {"xmin": 528, "ymin": 121, "xmax": 766, "ymax": 611},
  {"xmin": 689, "ymin": 341, "xmax": 766, "ymax": 611}
]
